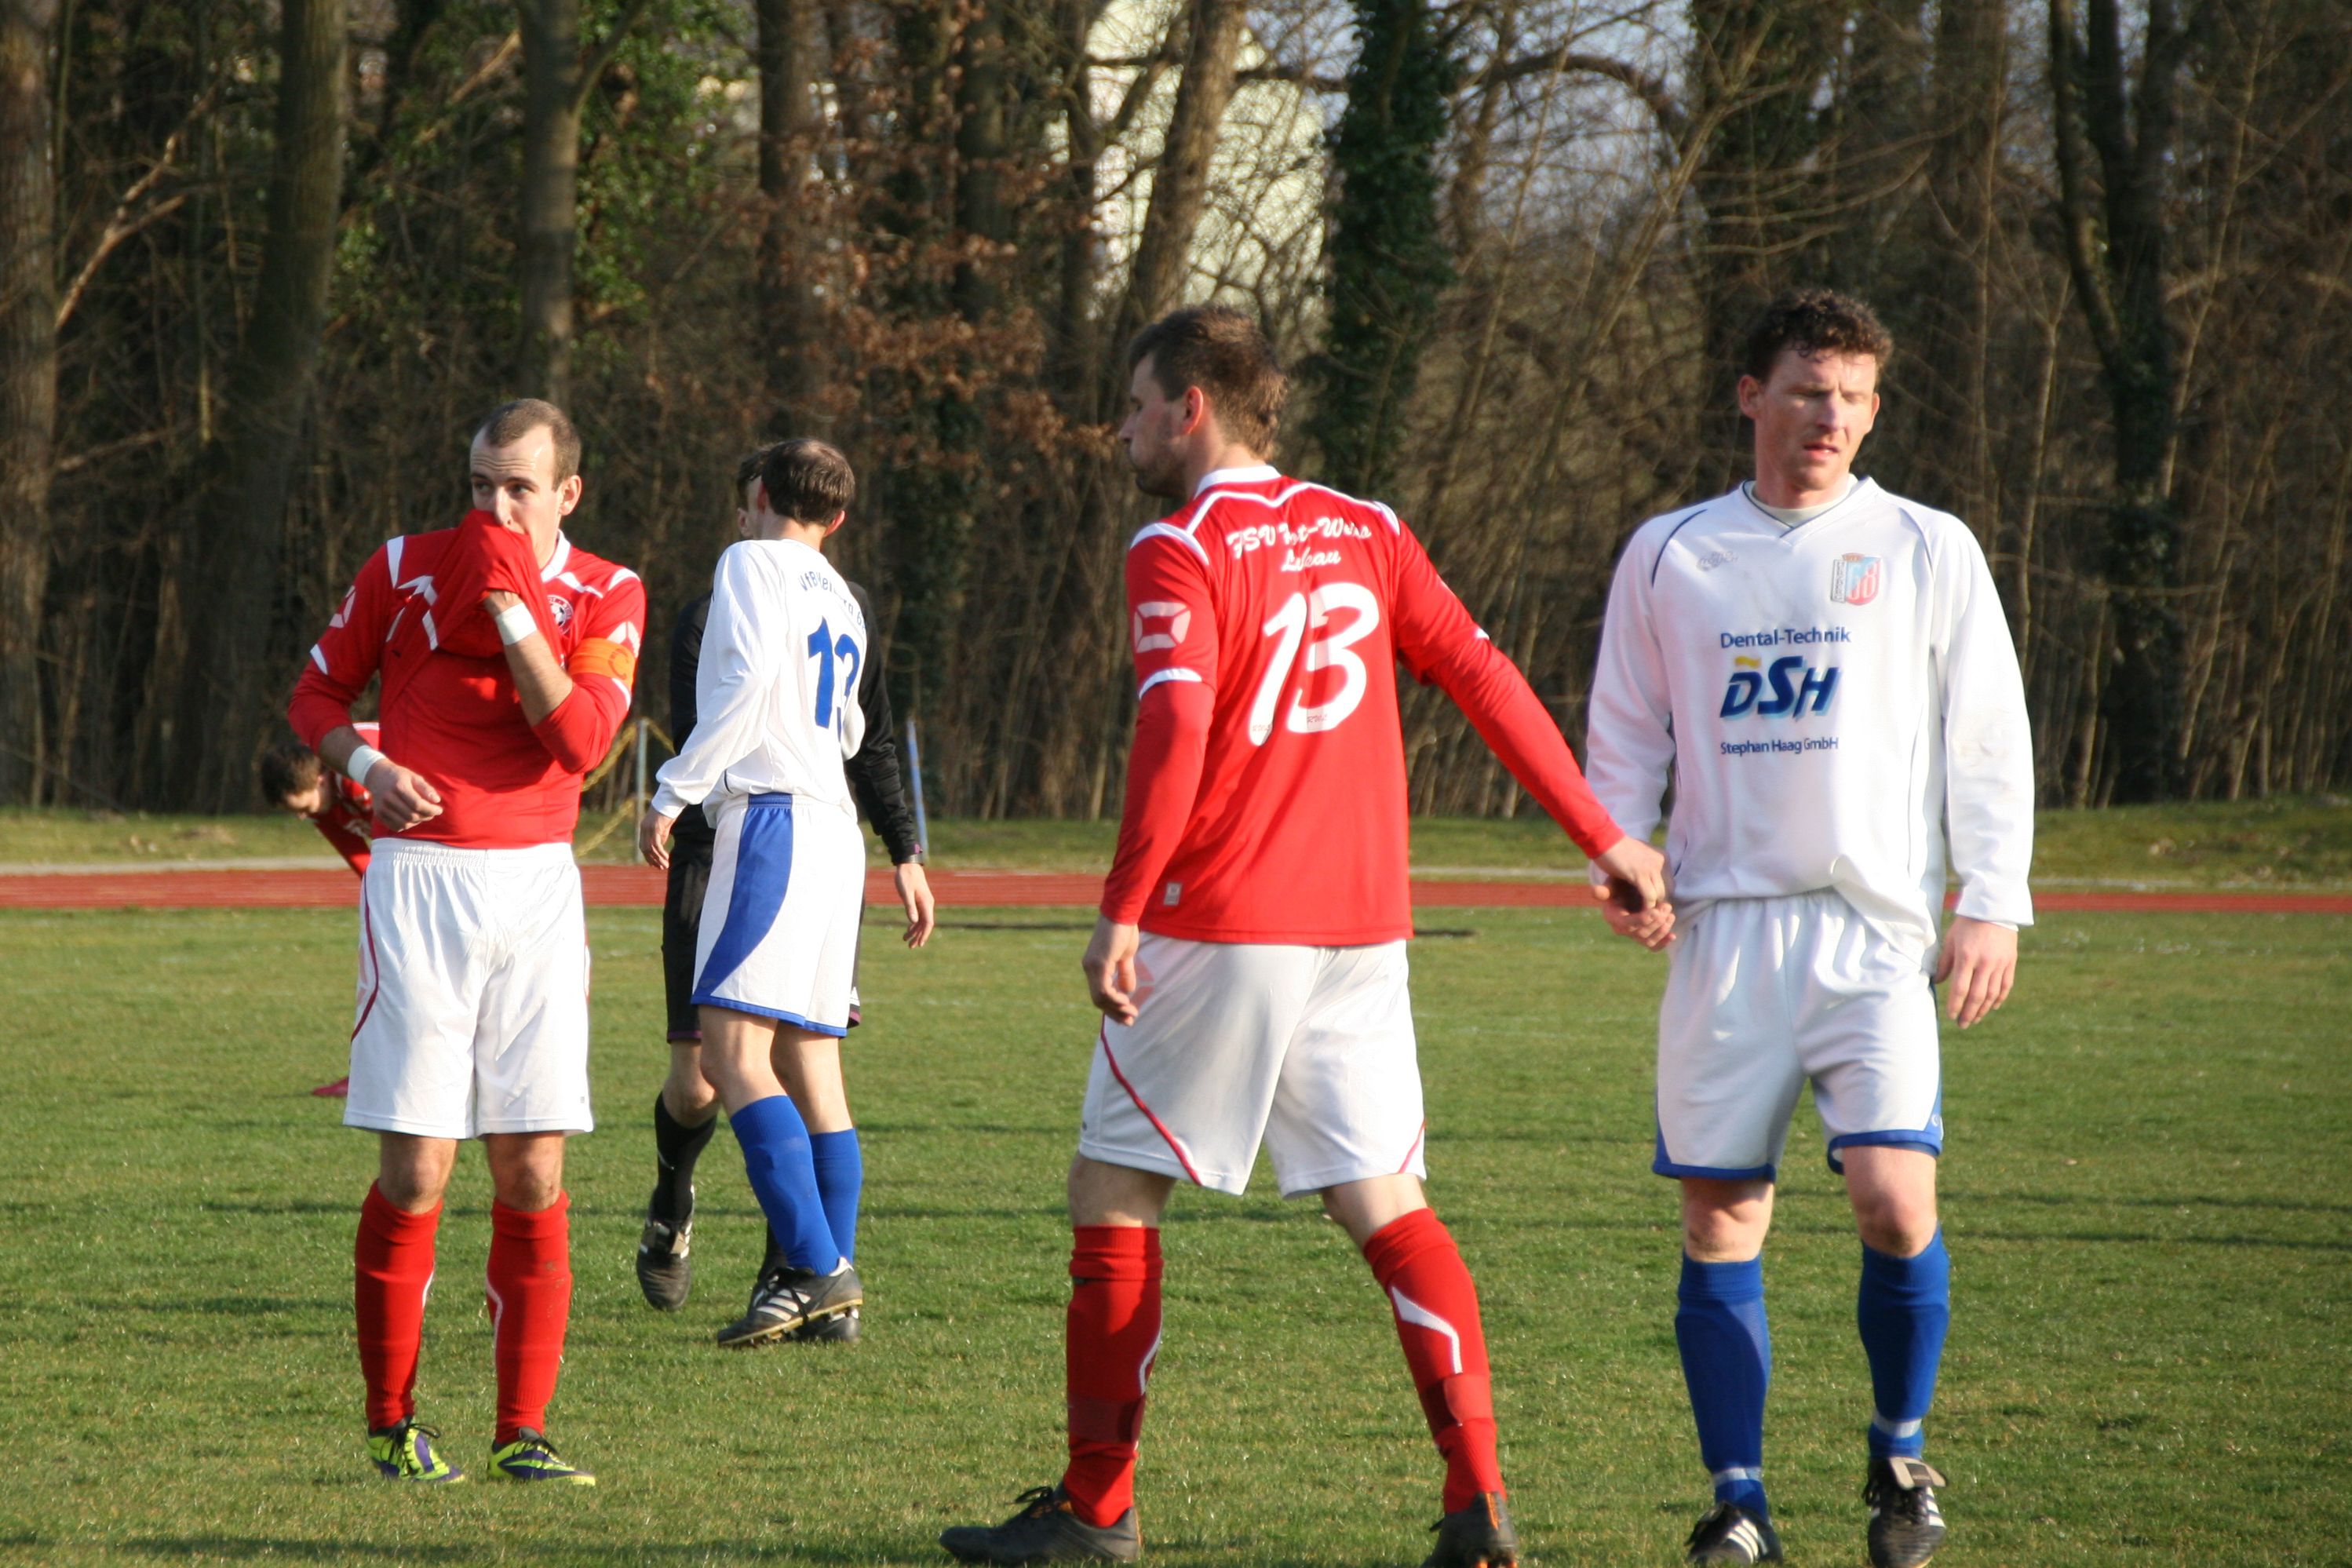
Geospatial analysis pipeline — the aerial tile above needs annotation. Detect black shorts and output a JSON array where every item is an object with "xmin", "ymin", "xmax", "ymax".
[{"xmin": 661, "ymin": 834, "xmax": 863, "ymax": 1041}]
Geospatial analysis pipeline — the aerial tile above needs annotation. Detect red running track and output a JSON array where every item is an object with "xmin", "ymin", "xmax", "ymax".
[{"xmin": 0, "ymin": 866, "xmax": 2346, "ymax": 914}]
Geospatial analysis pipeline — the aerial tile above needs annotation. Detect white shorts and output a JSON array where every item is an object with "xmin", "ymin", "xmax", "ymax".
[
  {"xmin": 1078, "ymin": 935, "xmax": 1427, "ymax": 1198},
  {"xmin": 693, "ymin": 793, "xmax": 863, "ymax": 1036},
  {"xmin": 1654, "ymin": 890, "xmax": 1942, "ymax": 1182},
  {"xmin": 345, "ymin": 838, "xmax": 593, "ymax": 1140}
]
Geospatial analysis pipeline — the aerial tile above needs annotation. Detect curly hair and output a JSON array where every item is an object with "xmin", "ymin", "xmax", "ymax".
[{"xmin": 1739, "ymin": 288, "xmax": 1895, "ymax": 384}]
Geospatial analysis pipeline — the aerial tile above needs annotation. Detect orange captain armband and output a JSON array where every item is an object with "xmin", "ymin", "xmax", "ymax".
[{"xmin": 567, "ymin": 636, "xmax": 637, "ymax": 689}]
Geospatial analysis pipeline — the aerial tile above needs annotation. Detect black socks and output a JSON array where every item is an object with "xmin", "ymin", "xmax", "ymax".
[{"xmin": 651, "ymin": 1092, "xmax": 718, "ymax": 1223}]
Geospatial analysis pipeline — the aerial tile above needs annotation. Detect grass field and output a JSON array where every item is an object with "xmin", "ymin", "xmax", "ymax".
[
  {"xmin": 5, "ymin": 797, "xmax": 2351, "ymax": 885},
  {"xmin": 0, "ymin": 903, "xmax": 2345, "ymax": 1565}
]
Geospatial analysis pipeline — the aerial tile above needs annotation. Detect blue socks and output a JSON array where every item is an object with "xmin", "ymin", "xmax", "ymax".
[
  {"xmin": 729, "ymin": 1094, "xmax": 841, "ymax": 1276},
  {"xmin": 1857, "ymin": 1231, "xmax": 1950, "ymax": 1458},
  {"xmin": 808, "ymin": 1129, "xmax": 863, "ymax": 1264},
  {"xmin": 1677, "ymin": 1254, "xmax": 1771, "ymax": 1516}
]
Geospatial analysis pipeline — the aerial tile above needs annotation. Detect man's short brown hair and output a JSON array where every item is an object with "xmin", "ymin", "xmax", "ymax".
[
  {"xmin": 759, "ymin": 439, "xmax": 855, "ymax": 523},
  {"xmin": 260, "ymin": 742, "xmax": 323, "ymax": 805},
  {"xmin": 735, "ymin": 442, "xmax": 782, "ymax": 498},
  {"xmin": 1740, "ymin": 289, "xmax": 1895, "ymax": 385},
  {"xmin": 1128, "ymin": 305, "xmax": 1289, "ymax": 451},
  {"xmin": 475, "ymin": 398, "xmax": 582, "ymax": 481}
]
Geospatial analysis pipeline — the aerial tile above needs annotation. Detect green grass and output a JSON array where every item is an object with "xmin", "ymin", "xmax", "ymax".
[
  {"xmin": 6, "ymin": 797, "xmax": 2350, "ymax": 884},
  {"xmin": 0, "ymin": 905, "xmax": 2345, "ymax": 1564}
]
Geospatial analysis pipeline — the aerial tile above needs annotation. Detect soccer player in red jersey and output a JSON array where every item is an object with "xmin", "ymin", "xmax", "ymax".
[
  {"xmin": 288, "ymin": 399, "xmax": 645, "ymax": 1486},
  {"xmin": 940, "ymin": 308, "xmax": 1669, "ymax": 1566},
  {"xmin": 261, "ymin": 724, "xmax": 383, "ymax": 1096}
]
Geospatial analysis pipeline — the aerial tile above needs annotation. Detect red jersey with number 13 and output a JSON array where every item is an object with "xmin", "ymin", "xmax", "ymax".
[{"xmin": 1100, "ymin": 467, "xmax": 1624, "ymax": 946}]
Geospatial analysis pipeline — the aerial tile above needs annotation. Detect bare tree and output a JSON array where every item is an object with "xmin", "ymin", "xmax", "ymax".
[
  {"xmin": 174, "ymin": 0, "xmax": 346, "ymax": 808},
  {"xmin": 0, "ymin": 0, "xmax": 57, "ymax": 802},
  {"xmin": 2049, "ymin": 0, "xmax": 2196, "ymax": 799},
  {"xmin": 518, "ymin": 0, "xmax": 648, "ymax": 402}
]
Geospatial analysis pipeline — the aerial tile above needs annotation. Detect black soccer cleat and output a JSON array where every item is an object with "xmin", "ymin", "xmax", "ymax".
[
  {"xmin": 714, "ymin": 1263, "xmax": 862, "ymax": 1348},
  {"xmin": 1686, "ymin": 1501, "xmax": 1783, "ymax": 1564},
  {"xmin": 793, "ymin": 1304, "xmax": 861, "ymax": 1344},
  {"xmin": 635, "ymin": 1202, "xmax": 694, "ymax": 1311},
  {"xmin": 1863, "ymin": 1457, "xmax": 1948, "ymax": 1568},
  {"xmin": 939, "ymin": 1485, "xmax": 1141, "ymax": 1564},
  {"xmin": 1421, "ymin": 1492, "xmax": 1519, "ymax": 1568}
]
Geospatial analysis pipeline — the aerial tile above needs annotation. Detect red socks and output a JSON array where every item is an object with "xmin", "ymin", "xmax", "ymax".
[
  {"xmin": 1363, "ymin": 1208, "xmax": 1505, "ymax": 1511},
  {"xmin": 487, "ymin": 1193, "xmax": 574, "ymax": 1446},
  {"xmin": 355, "ymin": 1183, "xmax": 440, "ymax": 1431},
  {"xmin": 1060, "ymin": 1225, "xmax": 1162, "ymax": 1527}
]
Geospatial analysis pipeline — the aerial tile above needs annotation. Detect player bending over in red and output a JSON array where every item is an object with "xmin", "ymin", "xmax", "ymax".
[
  {"xmin": 262, "ymin": 725, "xmax": 383, "ymax": 1098},
  {"xmin": 288, "ymin": 399, "xmax": 645, "ymax": 1486},
  {"xmin": 939, "ymin": 308, "xmax": 1669, "ymax": 1566}
]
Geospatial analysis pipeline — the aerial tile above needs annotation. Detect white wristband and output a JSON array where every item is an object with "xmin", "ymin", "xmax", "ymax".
[
  {"xmin": 345, "ymin": 744, "xmax": 387, "ymax": 788},
  {"xmin": 494, "ymin": 602, "xmax": 539, "ymax": 646}
]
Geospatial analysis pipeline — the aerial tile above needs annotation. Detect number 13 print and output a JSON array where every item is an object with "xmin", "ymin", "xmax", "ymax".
[{"xmin": 1247, "ymin": 582, "xmax": 1380, "ymax": 745}]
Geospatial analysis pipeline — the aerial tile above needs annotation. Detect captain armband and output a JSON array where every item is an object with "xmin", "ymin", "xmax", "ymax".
[{"xmin": 567, "ymin": 636, "xmax": 638, "ymax": 687}]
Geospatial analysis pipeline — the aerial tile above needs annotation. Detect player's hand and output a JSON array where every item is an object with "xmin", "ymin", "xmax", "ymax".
[
  {"xmin": 638, "ymin": 808, "xmax": 676, "ymax": 871},
  {"xmin": 1935, "ymin": 914, "xmax": 2017, "ymax": 1028},
  {"xmin": 1592, "ymin": 833, "xmax": 1672, "ymax": 910},
  {"xmin": 483, "ymin": 588, "xmax": 523, "ymax": 612},
  {"xmin": 1082, "ymin": 916, "xmax": 1142, "ymax": 1025},
  {"xmin": 366, "ymin": 760, "xmax": 443, "ymax": 833},
  {"xmin": 1594, "ymin": 880, "xmax": 1678, "ymax": 951},
  {"xmin": 895, "ymin": 861, "xmax": 935, "ymax": 948}
]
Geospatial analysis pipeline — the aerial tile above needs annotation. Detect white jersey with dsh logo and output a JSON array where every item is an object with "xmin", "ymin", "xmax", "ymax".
[
  {"xmin": 652, "ymin": 537, "xmax": 867, "ymax": 820},
  {"xmin": 1584, "ymin": 478, "xmax": 2034, "ymax": 959}
]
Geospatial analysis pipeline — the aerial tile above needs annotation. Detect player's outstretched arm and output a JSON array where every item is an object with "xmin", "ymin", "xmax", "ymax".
[{"xmin": 1934, "ymin": 915, "xmax": 2015, "ymax": 1028}]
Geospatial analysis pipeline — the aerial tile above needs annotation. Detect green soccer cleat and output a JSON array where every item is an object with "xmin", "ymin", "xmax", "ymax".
[
  {"xmin": 367, "ymin": 1419, "xmax": 465, "ymax": 1482},
  {"xmin": 489, "ymin": 1428, "xmax": 596, "ymax": 1486}
]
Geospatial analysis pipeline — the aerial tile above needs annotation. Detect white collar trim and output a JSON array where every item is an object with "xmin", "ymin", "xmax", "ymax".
[{"xmin": 1194, "ymin": 464, "xmax": 1280, "ymax": 496}]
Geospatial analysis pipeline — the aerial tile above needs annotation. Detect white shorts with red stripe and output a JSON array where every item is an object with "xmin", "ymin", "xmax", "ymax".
[
  {"xmin": 1078, "ymin": 934, "xmax": 1426, "ymax": 1198},
  {"xmin": 344, "ymin": 837, "xmax": 593, "ymax": 1140}
]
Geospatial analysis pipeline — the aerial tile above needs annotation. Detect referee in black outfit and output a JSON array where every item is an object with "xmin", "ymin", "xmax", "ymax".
[{"xmin": 636, "ymin": 445, "xmax": 932, "ymax": 1340}]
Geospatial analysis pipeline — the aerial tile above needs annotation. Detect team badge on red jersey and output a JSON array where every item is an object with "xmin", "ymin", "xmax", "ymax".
[{"xmin": 1830, "ymin": 552, "xmax": 1882, "ymax": 606}]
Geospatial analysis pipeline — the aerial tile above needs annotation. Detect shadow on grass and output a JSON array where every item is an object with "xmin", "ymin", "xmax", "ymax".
[
  {"xmin": 1947, "ymin": 1188, "xmax": 2352, "ymax": 1215},
  {"xmin": 115, "ymin": 1536, "xmax": 943, "ymax": 1564}
]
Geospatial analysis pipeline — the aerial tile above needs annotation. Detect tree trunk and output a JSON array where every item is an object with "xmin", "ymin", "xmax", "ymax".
[
  {"xmin": 757, "ymin": 0, "xmax": 822, "ymax": 432},
  {"xmin": 0, "ymin": 0, "xmax": 58, "ymax": 803},
  {"xmin": 1120, "ymin": 0, "xmax": 1245, "ymax": 335},
  {"xmin": 2048, "ymin": 0, "xmax": 2189, "ymax": 799},
  {"xmin": 1309, "ymin": 0, "xmax": 1457, "ymax": 497},
  {"xmin": 519, "ymin": 0, "xmax": 583, "ymax": 403},
  {"xmin": 951, "ymin": 0, "xmax": 1008, "ymax": 323},
  {"xmin": 175, "ymin": 0, "xmax": 345, "ymax": 807}
]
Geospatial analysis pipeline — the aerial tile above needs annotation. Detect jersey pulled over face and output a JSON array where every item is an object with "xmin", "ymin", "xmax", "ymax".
[
  {"xmin": 1105, "ymin": 466, "xmax": 1592, "ymax": 946},
  {"xmin": 291, "ymin": 534, "xmax": 646, "ymax": 848},
  {"xmin": 649, "ymin": 537, "xmax": 867, "ymax": 820},
  {"xmin": 1584, "ymin": 478, "xmax": 2035, "ymax": 956}
]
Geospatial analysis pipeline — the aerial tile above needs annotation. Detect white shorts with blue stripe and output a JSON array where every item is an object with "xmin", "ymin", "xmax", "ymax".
[
  {"xmin": 692, "ymin": 792, "xmax": 865, "ymax": 1036},
  {"xmin": 1654, "ymin": 889, "xmax": 1943, "ymax": 1182}
]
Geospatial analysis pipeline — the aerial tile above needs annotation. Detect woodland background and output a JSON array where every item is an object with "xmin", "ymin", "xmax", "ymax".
[{"xmin": 1, "ymin": 0, "xmax": 2347, "ymax": 819}]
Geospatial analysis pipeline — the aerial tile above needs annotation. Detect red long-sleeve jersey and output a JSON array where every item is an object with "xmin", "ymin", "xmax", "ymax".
[
  {"xmin": 289, "ymin": 531, "xmax": 645, "ymax": 848},
  {"xmin": 1100, "ymin": 467, "xmax": 1624, "ymax": 946}
]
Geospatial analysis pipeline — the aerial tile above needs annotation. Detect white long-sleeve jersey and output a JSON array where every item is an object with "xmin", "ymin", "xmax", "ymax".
[
  {"xmin": 1584, "ymin": 479, "xmax": 2034, "ymax": 959},
  {"xmin": 651, "ymin": 538, "xmax": 867, "ymax": 821}
]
